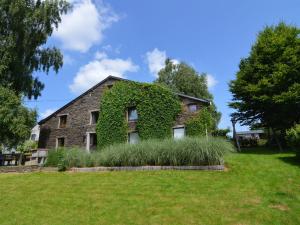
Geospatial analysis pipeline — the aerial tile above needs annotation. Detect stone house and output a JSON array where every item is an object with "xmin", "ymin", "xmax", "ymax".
[{"xmin": 38, "ymin": 76, "xmax": 211, "ymax": 151}]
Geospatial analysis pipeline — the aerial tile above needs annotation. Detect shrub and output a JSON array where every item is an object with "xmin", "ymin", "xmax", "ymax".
[
  {"xmin": 212, "ymin": 128, "xmax": 230, "ymax": 138},
  {"xmin": 286, "ymin": 124, "xmax": 300, "ymax": 156},
  {"xmin": 17, "ymin": 140, "xmax": 38, "ymax": 153},
  {"xmin": 45, "ymin": 148, "xmax": 65, "ymax": 170},
  {"xmin": 239, "ymin": 138, "xmax": 258, "ymax": 147},
  {"xmin": 45, "ymin": 137, "xmax": 235, "ymax": 170},
  {"xmin": 45, "ymin": 148, "xmax": 93, "ymax": 171},
  {"xmin": 185, "ymin": 108, "xmax": 216, "ymax": 136}
]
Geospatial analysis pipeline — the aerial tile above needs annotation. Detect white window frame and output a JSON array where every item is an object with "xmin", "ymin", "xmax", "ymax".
[
  {"xmin": 86, "ymin": 132, "xmax": 97, "ymax": 152},
  {"xmin": 173, "ymin": 126, "xmax": 185, "ymax": 140},
  {"xmin": 57, "ymin": 113, "xmax": 68, "ymax": 129},
  {"xmin": 89, "ymin": 110, "xmax": 99, "ymax": 125}
]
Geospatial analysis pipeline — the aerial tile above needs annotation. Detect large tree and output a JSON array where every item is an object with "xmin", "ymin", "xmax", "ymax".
[
  {"xmin": 156, "ymin": 59, "xmax": 213, "ymax": 99},
  {"xmin": 0, "ymin": 86, "xmax": 36, "ymax": 148},
  {"xmin": 229, "ymin": 23, "xmax": 300, "ymax": 140},
  {"xmin": 155, "ymin": 59, "xmax": 221, "ymax": 127},
  {"xmin": 0, "ymin": 0, "xmax": 70, "ymax": 99}
]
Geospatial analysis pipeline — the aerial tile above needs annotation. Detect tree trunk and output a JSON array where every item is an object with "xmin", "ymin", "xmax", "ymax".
[
  {"xmin": 232, "ymin": 120, "xmax": 241, "ymax": 152},
  {"xmin": 267, "ymin": 127, "xmax": 271, "ymax": 147},
  {"xmin": 271, "ymin": 127, "xmax": 283, "ymax": 152}
]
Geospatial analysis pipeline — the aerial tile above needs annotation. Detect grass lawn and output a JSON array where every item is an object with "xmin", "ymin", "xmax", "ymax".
[{"xmin": 0, "ymin": 148, "xmax": 299, "ymax": 225}]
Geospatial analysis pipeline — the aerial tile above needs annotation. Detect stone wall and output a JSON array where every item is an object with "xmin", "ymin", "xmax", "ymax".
[
  {"xmin": 71, "ymin": 165, "xmax": 224, "ymax": 172},
  {"xmin": 38, "ymin": 78, "xmax": 116, "ymax": 149},
  {"xmin": 0, "ymin": 166, "xmax": 58, "ymax": 173}
]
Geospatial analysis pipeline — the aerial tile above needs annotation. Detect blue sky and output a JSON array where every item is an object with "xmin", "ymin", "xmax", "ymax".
[{"xmin": 25, "ymin": 0, "xmax": 300, "ymax": 131}]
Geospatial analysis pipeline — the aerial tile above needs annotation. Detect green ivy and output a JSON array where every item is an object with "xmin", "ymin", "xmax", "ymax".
[
  {"xmin": 96, "ymin": 81, "xmax": 181, "ymax": 148},
  {"xmin": 185, "ymin": 107, "xmax": 215, "ymax": 136}
]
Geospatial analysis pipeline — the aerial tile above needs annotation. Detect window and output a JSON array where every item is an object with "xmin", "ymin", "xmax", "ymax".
[
  {"xmin": 188, "ymin": 104, "xmax": 198, "ymax": 112},
  {"xmin": 90, "ymin": 111, "xmax": 99, "ymax": 124},
  {"xmin": 57, "ymin": 137, "xmax": 65, "ymax": 148},
  {"xmin": 128, "ymin": 132, "xmax": 139, "ymax": 144},
  {"xmin": 30, "ymin": 134, "xmax": 37, "ymax": 141},
  {"xmin": 59, "ymin": 115, "xmax": 67, "ymax": 128},
  {"xmin": 107, "ymin": 84, "xmax": 113, "ymax": 89},
  {"xmin": 128, "ymin": 107, "xmax": 138, "ymax": 121},
  {"xmin": 173, "ymin": 127, "xmax": 185, "ymax": 140},
  {"xmin": 89, "ymin": 133, "xmax": 97, "ymax": 150}
]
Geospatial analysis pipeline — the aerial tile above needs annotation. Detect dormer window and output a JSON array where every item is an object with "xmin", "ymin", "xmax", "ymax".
[
  {"xmin": 58, "ymin": 115, "xmax": 67, "ymax": 128},
  {"xmin": 188, "ymin": 104, "xmax": 198, "ymax": 112},
  {"xmin": 128, "ymin": 107, "xmax": 138, "ymax": 121},
  {"xmin": 90, "ymin": 111, "xmax": 99, "ymax": 125}
]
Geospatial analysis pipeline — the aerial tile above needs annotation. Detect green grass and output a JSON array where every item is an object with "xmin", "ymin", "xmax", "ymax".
[{"xmin": 0, "ymin": 147, "xmax": 300, "ymax": 225}]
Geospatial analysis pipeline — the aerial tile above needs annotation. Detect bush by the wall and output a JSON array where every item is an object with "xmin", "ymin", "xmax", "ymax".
[
  {"xmin": 185, "ymin": 107, "xmax": 215, "ymax": 136},
  {"xmin": 286, "ymin": 124, "xmax": 300, "ymax": 156},
  {"xmin": 45, "ymin": 148, "xmax": 93, "ymax": 171},
  {"xmin": 45, "ymin": 137, "xmax": 235, "ymax": 170},
  {"xmin": 96, "ymin": 81, "xmax": 181, "ymax": 148}
]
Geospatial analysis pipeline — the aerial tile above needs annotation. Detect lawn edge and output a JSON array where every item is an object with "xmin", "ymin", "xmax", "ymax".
[{"xmin": 70, "ymin": 165, "xmax": 224, "ymax": 172}]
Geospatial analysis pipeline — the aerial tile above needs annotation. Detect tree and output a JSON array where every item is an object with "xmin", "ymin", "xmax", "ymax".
[
  {"xmin": 156, "ymin": 59, "xmax": 213, "ymax": 99},
  {"xmin": 285, "ymin": 124, "xmax": 300, "ymax": 157},
  {"xmin": 0, "ymin": 0, "xmax": 70, "ymax": 99},
  {"xmin": 229, "ymin": 23, "xmax": 300, "ymax": 145},
  {"xmin": 0, "ymin": 87, "xmax": 36, "ymax": 148},
  {"xmin": 155, "ymin": 59, "xmax": 221, "ymax": 127}
]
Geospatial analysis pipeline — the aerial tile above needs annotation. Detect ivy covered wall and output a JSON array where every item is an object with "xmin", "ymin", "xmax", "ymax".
[
  {"xmin": 96, "ymin": 81, "xmax": 181, "ymax": 148},
  {"xmin": 185, "ymin": 107, "xmax": 216, "ymax": 136}
]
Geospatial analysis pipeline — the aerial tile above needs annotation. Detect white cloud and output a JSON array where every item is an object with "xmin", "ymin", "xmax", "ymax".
[
  {"xmin": 69, "ymin": 54, "xmax": 139, "ymax": 94},
  {"xmin": 102, "ymin": 44, "xmax": 121, "ymax": 54},
  {"xmin": 54, "ymin": 0, "xmax": 119, "ymax": 52},
  {"xmin": 145, "ymin": 48, "xmax": 179, "ymax": 77},
  {"xmin": 145, "ymin": 48, "xmax": 167, "ymax": 77},
  {"xmin": 206, "ymin": 74, "xmax": 218, "ymax": 88},
  {"xmin": 171, "ymin": 59, "xmax": 180, "ymax": 65},
  {"xmin": 41, "ymin": 109, "xmax": 56, "ymax": 119},
  {"xmin": 94, "ymin": 51, "xmax": 107, "ymax": 60}
]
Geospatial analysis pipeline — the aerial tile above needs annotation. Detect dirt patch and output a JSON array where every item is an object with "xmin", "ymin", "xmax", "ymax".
[
  {"xmin": 247, "ymin": 197, "xmax": 261, "ymax": 205},
  {"xmin": 269, "ymin": 204, "xmax": 289, "ymax": 211},
  {"xmin": 223, "ymin": 163, "xmax": 230, "ymax": 172}
]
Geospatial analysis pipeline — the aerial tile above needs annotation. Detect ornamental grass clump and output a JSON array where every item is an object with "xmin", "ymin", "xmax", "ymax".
[
  {"xmin": 45, "ymin": 148, "xmax": 93, "ymax": 171},
  {"xmin": 98, "ymin": 137, "xmax": 234, "ymax": 167},
  {"xmin": 45, "ymin": 137, "xmax": 235, "ymax": 170}
]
